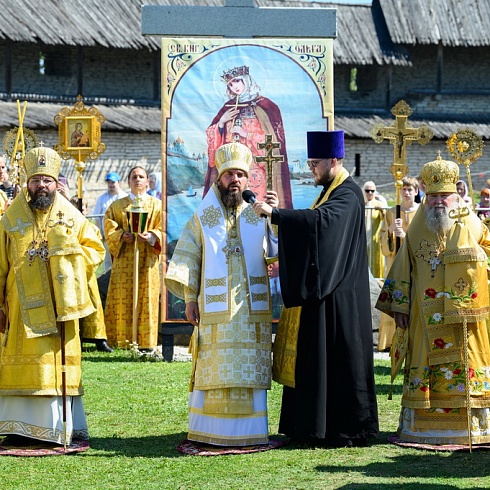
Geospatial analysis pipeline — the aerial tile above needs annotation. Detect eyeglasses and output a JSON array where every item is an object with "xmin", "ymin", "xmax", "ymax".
[
  {"xmin": 30, "ymin": 178, "xmax": 56, "ymax": 186},
  {"xmin": 364, "ymin": 189, "xmax": 376, "ymax": 194},
  {"xmin": 307, "ymin": 159, "xmax": 326, "ymax": 168}
]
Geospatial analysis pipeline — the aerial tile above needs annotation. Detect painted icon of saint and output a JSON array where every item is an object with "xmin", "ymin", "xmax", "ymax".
[
  {"xmin": 204, "ymin": 65, "xmax": 292, "ymax": 208},
  {"xmin": 70, "ymin": 123, "xmax": 90, "ymax": 148}
]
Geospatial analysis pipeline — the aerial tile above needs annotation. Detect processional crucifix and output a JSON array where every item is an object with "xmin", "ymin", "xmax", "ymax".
[
  {"xmin": 255, "ymin": 134, "xmax": 284, "ymax": 191},
  {"xmin": 370, "ymin": 100, "xmax": 433, "ymax": 251}
]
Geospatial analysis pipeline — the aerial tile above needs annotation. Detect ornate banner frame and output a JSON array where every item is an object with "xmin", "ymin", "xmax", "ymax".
[
  {"xmin": 54, "ymin": 96, "xmax": 106, "ymax": 162},
  {"xmin": 161, "ymin": 37, "xmax": 333, "ymax": 323}
]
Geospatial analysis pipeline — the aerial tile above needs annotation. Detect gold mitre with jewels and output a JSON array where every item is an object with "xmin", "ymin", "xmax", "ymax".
[
  {"xmin": 215, "ymin": 142, "xmax": 252, "ymax": 179},
  {"xmin": 24, "ymin": 146, "xmax": 61, "ymax": 182},
  {"xmin": 421, "ymin": 154, "xmax": 459, "ymax": 194}
]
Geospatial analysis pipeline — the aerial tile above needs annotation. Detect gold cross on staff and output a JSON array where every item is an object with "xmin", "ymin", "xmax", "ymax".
[
  {"xmin": 255, "ymin": 134, "xmax": 284, "ymax": 190},
  {"xmin": 370, "ymin": 100, "xmax": 433, "ymax": 180}
]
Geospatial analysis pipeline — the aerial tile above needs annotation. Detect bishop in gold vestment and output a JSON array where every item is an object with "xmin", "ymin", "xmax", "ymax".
[
  {"xmin": 376, "ymin": 156, "xmax": 490, "ymax": 446},
  {"xmin": 104, "ymin": 167, "xmax": 162, "ymax": 350},
  {"xmin": 0, "ymin": 147, "xmax": 105, "ymax": 446},
  {"xmin": 165, "ymin": 142, "xmax": 278, "ymax": 446}
]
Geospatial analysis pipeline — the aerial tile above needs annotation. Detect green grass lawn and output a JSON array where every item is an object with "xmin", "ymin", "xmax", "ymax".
[{"xmin": 3, "ymin": 351, "xmax": 490, "ymax": 489}]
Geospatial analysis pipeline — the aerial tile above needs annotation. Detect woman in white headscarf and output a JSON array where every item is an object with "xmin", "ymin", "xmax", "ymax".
[
  {"xmin": 147, "ymin": 172, "xmax": 162, "ymax": 199},
  {"xmin": 363, "ymin": 181, "xmax": 385, "ymax": 279},
  {"xmin": 456, "ymin": 179, "xmax": 472, "ymax": 206}
]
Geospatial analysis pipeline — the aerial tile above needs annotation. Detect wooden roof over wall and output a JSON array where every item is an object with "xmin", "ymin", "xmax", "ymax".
[
  {"xmin": 1, "ymin": 1, "xmax": 489, "ymax": 136},
  {"xmin": 3, "ymin": 1, "xmax": 489, "ymax": 63},
  {"xmin": 377, "ymin": 0, "xmax": 490, "ymax": 47},
  {"xmin": 2, "ymin": 100, "xmax": 489, "ymax": 140},
  {"xmin": 0, "ymin": 0, "xmax": 410, "ymax": 66}
]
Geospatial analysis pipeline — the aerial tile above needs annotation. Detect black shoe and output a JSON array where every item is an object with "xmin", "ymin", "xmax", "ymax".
[
  {"xmin": 95, "ymin": 340, "xmax": 113, "ymax": 353},
  {"xmin": 289, "ymin": 436, "xmax": 324, "ymax": 447},
  {"xmin": 324, "ymin": 437, "xmax": 356, "ymax": 448},
  {"xmin": 1, "ymin": 434, "xmax": 34, "ymax": 446}
]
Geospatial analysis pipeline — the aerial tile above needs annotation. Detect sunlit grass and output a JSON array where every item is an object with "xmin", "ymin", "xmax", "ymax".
[{"xmin": 2, "ymin": 353, "xmax": 490, "ymax": 489}]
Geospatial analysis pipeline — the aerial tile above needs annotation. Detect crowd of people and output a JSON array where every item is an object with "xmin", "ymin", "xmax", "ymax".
[{"xmin": 0, "ymin": 127, "xmax": 489, "ymax": 454}]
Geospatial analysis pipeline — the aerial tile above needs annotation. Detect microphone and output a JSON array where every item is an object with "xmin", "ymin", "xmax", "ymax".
[
  {"xmin": 242, "ymin": 189, "xmax": 257, "ymax": 204},
  {"xmin": 242, "ymin": 189, "xmax": 267, "ymax": 218}
]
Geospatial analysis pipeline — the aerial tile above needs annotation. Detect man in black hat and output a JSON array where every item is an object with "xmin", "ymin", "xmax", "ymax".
[{"xmin": 252, "ymin": 130, "xmax": 379, "ymax": 447}]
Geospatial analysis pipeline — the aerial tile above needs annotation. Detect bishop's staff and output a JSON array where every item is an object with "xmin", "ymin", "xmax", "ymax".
[
  {"xmin": 127, "ymin": 196, "xmax": 149, "ymax": 345},
  {"xmin": 371, "ymin": 100, "xmax": 433, "ymax": 251},
  {"xmin": 446, "ymin": 128, "xmax": 485, "ymax": 452}
]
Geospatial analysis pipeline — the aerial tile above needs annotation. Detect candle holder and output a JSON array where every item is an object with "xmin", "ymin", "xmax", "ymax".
[{"xmin": 127, "ymin": 195, "xmax": 149, "ymax": 234}]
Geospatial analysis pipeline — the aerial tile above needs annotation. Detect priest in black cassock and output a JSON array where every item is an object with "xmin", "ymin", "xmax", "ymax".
[{"xmin": 252, "ymin": 130, "xmax": 379, "ymax": 447}]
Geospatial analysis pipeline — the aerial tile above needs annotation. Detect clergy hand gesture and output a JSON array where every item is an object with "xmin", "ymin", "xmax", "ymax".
[
  {"xmin": 186, "ymin": 302, "xmax": 200, "ymax": 327},
  {"xmin": 137, "ymin": 232, "xmax": 156, "ymax": 245},
  {"xmin": 252, "ymin": 190, "xmax": 278, "ymax": 218},
  {"xmin": 122, "ymin": 231, "xmax": 135, "ymax": 243},
  {"xmin": 265, "ymin": 190, "xmax": 279, "ymax": 208},
  {"xmin": 390, "ymin": 218, "xmax": 406, "ymax": 239},
  {"xmin": 394, "ymin": 312, "xmax": 409, "ymax": 330}
]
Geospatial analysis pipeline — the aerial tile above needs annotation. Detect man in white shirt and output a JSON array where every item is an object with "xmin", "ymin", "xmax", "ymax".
[
  {"xmin": 93, "ymin": 172, "xmax": 127, "ymax": 273},
  {"xmin": 93, "ymin": 172, "xmax": 127, "ymax": 238}
]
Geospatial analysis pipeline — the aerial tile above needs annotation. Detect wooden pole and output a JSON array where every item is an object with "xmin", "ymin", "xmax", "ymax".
[
  {"xmin": 463, "ymin": 318, "xmax": 473, "ymax": 452},
  {"xmin": 132, "ymin": 238, "xmax": 139, "ymax": 345},
  {"xmin": 60, "ymin": 322, "xmax": 67, "ymax": 451},
  {"xmin": 395, "ymin": 177, "xmax": 402, "ymax": 252}
]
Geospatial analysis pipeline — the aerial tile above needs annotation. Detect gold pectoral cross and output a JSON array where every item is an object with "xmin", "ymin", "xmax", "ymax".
[
  {"xmin": 222, "ymin": 237, "xmax": 244, "ymax": 261},
  {"xmin": 222, "ymin": 209, "xmax": 243, "ymax": 262}
]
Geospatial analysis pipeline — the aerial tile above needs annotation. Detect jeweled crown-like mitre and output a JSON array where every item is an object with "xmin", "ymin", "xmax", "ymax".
[
  {"xmin": 24, "ymin": 147, "xmax": 61, "ymax": 182},
  {"xmin": 421, "ymin": 154, "xmax": 459, "ymax": 194},
  {"xmin": 215, "ymin": 142, "xmax": 252, "ymax": 179}
]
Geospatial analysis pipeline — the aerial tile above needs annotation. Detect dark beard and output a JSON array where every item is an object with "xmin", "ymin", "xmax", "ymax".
[
  {"xmin": 28, "ymin": 189, "xmax": 55, "ymax": 210},
  {"xmin": 218, "ymin": 185, "xmax": 243, "ymax": 208}
]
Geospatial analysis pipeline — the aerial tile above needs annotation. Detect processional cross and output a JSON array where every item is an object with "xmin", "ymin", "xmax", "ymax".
[
  {"xmin": 255, "ymin": 134, "xmax": 284, "ymax": 190},
  {"xmin": 371, "ymin": 100, "xmax": 433, "ymax": 251}
]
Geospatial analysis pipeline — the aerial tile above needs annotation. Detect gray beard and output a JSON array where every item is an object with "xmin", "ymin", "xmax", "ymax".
[{"xmin": 425, "ymin": 205, "xmax": 454, "ymax": 235}]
